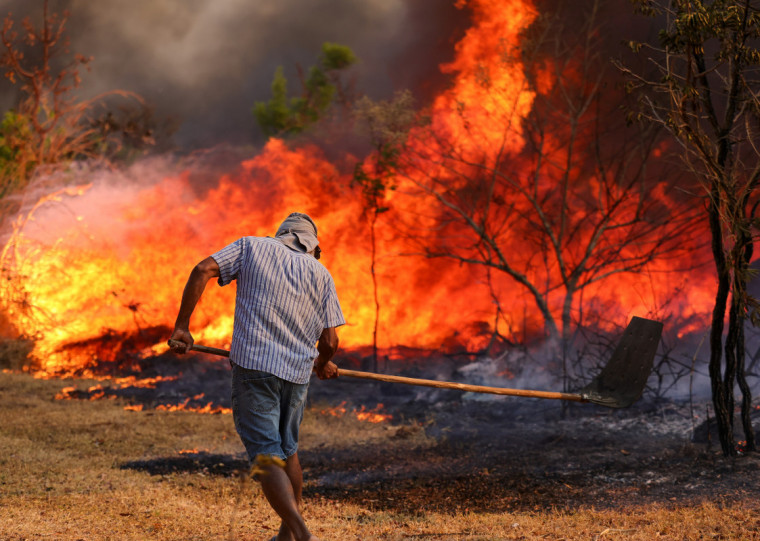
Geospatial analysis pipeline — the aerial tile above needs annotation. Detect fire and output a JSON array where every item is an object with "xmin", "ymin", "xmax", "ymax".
[
  {"xmin": 155, "ymin": 396, "xmax": 232, "ymax": 415},
  {"xmin": 53, "ymin": 375, "xmax": 178, "ymax": 399},
  {"xmin": 0, "ymin": 0, "xmax": 716, "ymax": 384},
  {"xmin": 434, "ymin": 0, "xmax": 538, "ymax": 156},
  {"xmin": 320, "ymin": 402, "xmax": 348, "ymax": 418},
  {"xmin": 55, "ymin": 378, "xmax": 231, "ymax": 414},
  {"xmin": 54, "ymin": 386, "xmax": 77, "ymax": 400},
  {"xmin": 353, "ymin": 404, "xmax": 393, "ymax": 424},
  {"xmin": 320, "ymin": 401, "xmax": 392, "ymax": 424}
]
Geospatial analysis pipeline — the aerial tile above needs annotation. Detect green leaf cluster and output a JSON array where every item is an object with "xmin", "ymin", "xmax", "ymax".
[
  {"xmin": 253, "ymin": 42, "xmax": 357, "ymax": 137},
  {"xmin": 0, "ymin": 110, "xmax": 36, "ymax": 197},
  {"xmin": 351, "ymin": 90, "xmax": 418, "ymax": 214},
  {"xmin": 656, "ymin": 0, "xmax": 760, "ymax": 58}
]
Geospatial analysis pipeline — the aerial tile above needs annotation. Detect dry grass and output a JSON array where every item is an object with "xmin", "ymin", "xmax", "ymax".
[
  {"xmin": 0, "ymin": 337, "xmax": 34, "ymax": 371},
  {"xmin": 1, "ymin": 370, "xmax": 758, "ymax": 540}
]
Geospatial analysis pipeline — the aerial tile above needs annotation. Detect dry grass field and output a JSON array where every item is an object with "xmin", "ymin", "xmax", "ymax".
[{"xmin": 1, "ymin": 369, "xmax": 759, "ymax": 540}]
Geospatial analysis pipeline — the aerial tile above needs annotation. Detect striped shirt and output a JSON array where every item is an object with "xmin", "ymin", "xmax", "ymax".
[{"xmin": 212, "ymin": 236, "xmax": 345, "ymax": 384}]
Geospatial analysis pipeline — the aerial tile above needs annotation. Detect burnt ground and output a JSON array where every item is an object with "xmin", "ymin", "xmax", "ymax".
[
  {"xmin": 303, "ymin": 381, "xmax": 760, "ymax": 514},
  {"xmin": 94, "ymin": 350, "xmax": 760, "ymax": 514}
]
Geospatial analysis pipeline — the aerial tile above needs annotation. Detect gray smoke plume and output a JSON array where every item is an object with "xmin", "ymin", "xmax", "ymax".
[{"xmin": 0, "ymin": 0, "xmax": 465, "ymax": 149}]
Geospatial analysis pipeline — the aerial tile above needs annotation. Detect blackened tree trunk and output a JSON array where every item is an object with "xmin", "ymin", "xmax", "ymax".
[
  {"xmin": 730, "ymin": 204, "xmax": 757, "ymax": 453},
  {"xmin": 707, "ymin": 195, "xmax": 734, "ymax": 455},
  {"xmin": 622, "ymin": 0, "xmax": 760, "ymax": 456},
  {"xmin": 369, "ymin": 209, "xmax": 380, "ymax": 373}
]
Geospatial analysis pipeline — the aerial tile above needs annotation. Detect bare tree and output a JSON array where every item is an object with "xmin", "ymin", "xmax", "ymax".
[
  {"xmin": 619, "ymin": 0, "xmax": 760, "ymax": 455},
  {"xmin": 372, "ymin": 0, "xmax": 696, "ymax": 387}
]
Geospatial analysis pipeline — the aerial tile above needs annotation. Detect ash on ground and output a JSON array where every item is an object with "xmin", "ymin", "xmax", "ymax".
[{"xmin": 98, "ymin": 349, "xmax": 760, "ymax": 513}]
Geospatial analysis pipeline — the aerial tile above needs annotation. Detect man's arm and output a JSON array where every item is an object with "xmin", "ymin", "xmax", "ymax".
[
  {"xmin": 314, "ymin": 327, "xmax": 339, "ymax": 379},
  {"xmin": 169, "ymin": 256, "xmax": 220, "ymax": 353}
]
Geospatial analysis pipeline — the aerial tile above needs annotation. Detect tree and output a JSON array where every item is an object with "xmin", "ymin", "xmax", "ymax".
[
  {"xmin": 0, "ymin": 1, "xmax": 141, "ymax": 209},
  {"xmin": 620, "ymin": 0, "xmax": 760, "ymax": 456},
  {"xmin": 352, "ymin": 90, "xmax": 417, "ymax": 371},
  {"xmin": 253, "ymin": 42, "xmax": 357, "ymax": 137},
  {"xmin": 0, "ymin": 110, "xmax": 34, "ymax": 198},
  {"xmin": 367, "ymin": 0, "xmax": 696, "ymax": 382},
  {"xmin": 88, "ymin": 102, "xmax": 179, "ymax": 159}
]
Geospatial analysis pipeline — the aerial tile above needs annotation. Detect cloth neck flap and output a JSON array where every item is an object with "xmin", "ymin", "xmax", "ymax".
[{"xmin": 274, "ymin": 212, "xmax": 319, "ymax": 253}]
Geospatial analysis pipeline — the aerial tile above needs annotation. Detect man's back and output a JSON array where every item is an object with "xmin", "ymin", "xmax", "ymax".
[
  {"xmin": 169, "ymin": 212, "xmax": 340, "ymax": 541},
  {"xmin": 212, "ymin": 236, "xmax": 344, "ymax": 383}
]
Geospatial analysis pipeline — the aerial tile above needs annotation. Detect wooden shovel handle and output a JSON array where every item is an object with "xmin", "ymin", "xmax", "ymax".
[
  {"xmin": 167, "ymin": 340, "xmax": 586, "ymax": 402},
  {"xmin": 169, "ymin": 341, "xmax": 229, "ymax": 357},
  {"xmin": 338, "ymin": 368, "xmax": 585, "ymax": 401}
]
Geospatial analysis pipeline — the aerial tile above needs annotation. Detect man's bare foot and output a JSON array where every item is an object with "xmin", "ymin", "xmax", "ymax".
[
  {"xmin": 271, "ymin": 525, "xmax": 320, "ymax": 541},
  {"xmin": 271, "ymin": 534, "xmax": 318, "ymax": 541},
  {"xmin": 274, "ymin": 523, "xmax": 292, "ymax": 541}
]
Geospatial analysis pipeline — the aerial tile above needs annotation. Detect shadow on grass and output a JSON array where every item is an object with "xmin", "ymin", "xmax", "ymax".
[
  {"xmin": 115, "ymin": 392, "xmax": 760, "ymax": 517},
  {"xmin": 117, "ymin": 440, "xmax": 760, "ymax": 516},
  {"xmin": 301, "ymin": 440, "xmax": 589, "ymax": 514},
  {"xmin": 120, "ymin": 452, "xmax": 248, "ymax": 477}
]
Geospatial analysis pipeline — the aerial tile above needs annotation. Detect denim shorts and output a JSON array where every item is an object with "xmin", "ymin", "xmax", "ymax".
[{"xmin": 230, "ymin": 362, "xmax": 310, "ymax": 461}]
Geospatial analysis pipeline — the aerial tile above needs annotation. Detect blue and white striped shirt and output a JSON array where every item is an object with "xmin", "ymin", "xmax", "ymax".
[{"xmin": 212, "ymin": 236, "xmax": 345, "ymax": 384}]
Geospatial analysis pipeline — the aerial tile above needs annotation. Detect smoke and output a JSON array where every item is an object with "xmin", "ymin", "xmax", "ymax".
[{"xmin": 0, "ymin": 0, "xmax": 467, "ymax": 149}]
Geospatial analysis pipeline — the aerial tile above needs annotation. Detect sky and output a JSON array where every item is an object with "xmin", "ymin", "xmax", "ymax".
[{"xmin": 0, "ymin": 0, "xmax": 468, "ymax": 149}]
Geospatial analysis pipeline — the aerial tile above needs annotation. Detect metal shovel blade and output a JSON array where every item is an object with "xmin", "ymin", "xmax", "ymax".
[{"xmin": 578, "ymin": 316, "xmax": 663, "ymax": 408}]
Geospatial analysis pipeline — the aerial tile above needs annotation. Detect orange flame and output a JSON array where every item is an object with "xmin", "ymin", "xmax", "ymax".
[
  {"xmin": 154, "ymin": 396, "xmax": 232, "ymax": 415},
  {"xmin": 0, "ymin": 0, "xmax": 716, "ymax": 381},
  {"xmin": 54, "ymin": 386, "xmax": 77, "ymax": 400},
  {"xmin": 353, "ymin": 404, "xmax": 393, "ymax": 424},
  {"xmin": 320, "ymin": 401, "xmax": 348, "ymax": 418},
  {"xmin": 320, "ymin": 400, "xmax": 392, "ymax": 423}
]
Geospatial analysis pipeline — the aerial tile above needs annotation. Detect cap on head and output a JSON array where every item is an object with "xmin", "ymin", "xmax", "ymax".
[{"xmin": 274, "ymin": 212, "xmax": 319, "ymax": 253}]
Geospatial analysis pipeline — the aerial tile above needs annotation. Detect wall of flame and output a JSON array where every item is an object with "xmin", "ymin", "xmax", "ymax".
[{"xmin": 0, "ymin": 0, "xmax": 717, "ymax": 377}]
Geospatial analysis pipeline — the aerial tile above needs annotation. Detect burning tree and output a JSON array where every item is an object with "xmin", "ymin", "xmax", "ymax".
[
  {"xmin": 0, "ymin": 1, "xmax": 142, "ymax": 210},
  {"xmin": 356, "ymin": 0, "xmax": 696, "ymax": 383},
  {"xmin": 0, "ymin": 1, "xmax": 174, "ymax": 372},
  {"xmin": 620, "ymin": 0, "xmax": 760, "ymax": 455},
  {"xmin": 352, "ymin": 90, "xmax": 417, "ymax": 371}
]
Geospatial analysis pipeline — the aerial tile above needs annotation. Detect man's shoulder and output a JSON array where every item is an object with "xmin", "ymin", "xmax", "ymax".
[
  {"xmin": 238, "ymin": 236, "xmax": 285, "ymax": 251},
  {"xmin": 238, "ymin": 236, "xmax": 333, "ymax": 277},
  {"xmin": 240, "ymin": 235, "xmax": 274, "ymax": 244}
]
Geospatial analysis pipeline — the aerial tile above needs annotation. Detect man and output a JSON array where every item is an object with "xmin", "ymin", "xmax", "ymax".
[{"xmin": 169, "ymin": 212, "xmax": 344, "ymax": 541}]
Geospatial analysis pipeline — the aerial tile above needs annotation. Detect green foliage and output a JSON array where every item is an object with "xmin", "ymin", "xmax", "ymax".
[
  {"xmin": 627, "ymin": 40, "xmax": 643, "ymax": 53},
  {"xmin": 351, "ymin": 90, "xmax": 417, "ymax": 213},
  {"xmin": 655, "ymin": 0, "xmax": 760, "ymax": 59},
  {"xmin": 253, "ymin": 42, "xmax": 357, "ymax": 137},
  {"xmin": 0, "ymin": 110, "xmax": 35, "ymax": 198},
  {"xmin": 0, "ymin": 111, "xmax": 21, "ymax": 160},
  {"xmin": 352, "ymin": 156, "xmax": 395, "ymax": 214},
  {"xmin": 252, "ymin": 67, "xmax": 293, "ymax": 137},
  {"xmin": 0, "ymin": 337, "xmax": 34, "ymax": 370},
  {"xmin": 320, "ymin": 42, "xmax": 357, "ymax": 70},
  {"xmin": 630, "ymin": 0, "xmax": 662, "ymax": 17}
]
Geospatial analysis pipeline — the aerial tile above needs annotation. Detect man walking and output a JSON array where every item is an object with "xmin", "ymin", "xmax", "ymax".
[{"xmin": 169, "ymin": 212, "xmax": 345, "ymax": 541}]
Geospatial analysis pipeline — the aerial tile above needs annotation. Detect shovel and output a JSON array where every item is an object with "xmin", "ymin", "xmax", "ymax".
[{"xmin": 168, "ymin": 316, "xmax": 662, "ymax": 408}]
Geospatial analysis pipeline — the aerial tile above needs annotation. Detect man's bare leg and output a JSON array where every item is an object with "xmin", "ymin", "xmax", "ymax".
[
  {"xmin": 274, "ymin": 453, "xmax": 304, "ymax": 541},
  {"xmin": 258, "ymin": 453, "xmax": 319, "ymax": 541}
]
